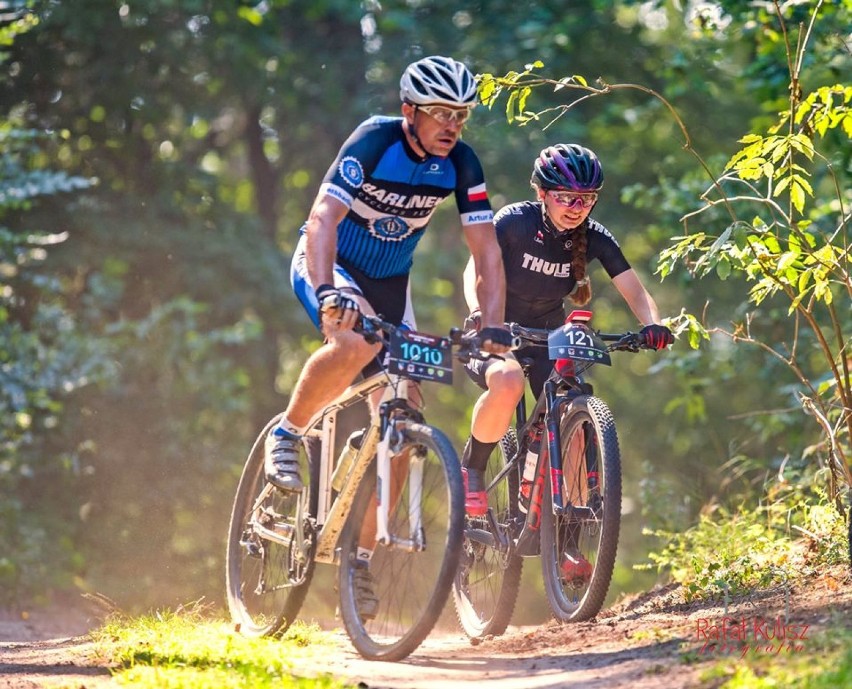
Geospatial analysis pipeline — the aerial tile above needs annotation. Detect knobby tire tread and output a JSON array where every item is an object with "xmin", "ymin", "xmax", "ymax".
[{"xmin": 541, "ymin": 396, "xmax": 622, "ymax": 622}]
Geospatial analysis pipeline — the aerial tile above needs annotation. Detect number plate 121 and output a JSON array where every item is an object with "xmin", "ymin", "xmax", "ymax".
[{"xmin": 388, "ymin": 329, "xmax": 453, "ymax": 384}]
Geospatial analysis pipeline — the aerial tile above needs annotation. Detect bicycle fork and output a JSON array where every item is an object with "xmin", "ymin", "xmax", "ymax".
[{"xmin": 376, "ymin": 417, "xmax": 427, "ymax": 551}]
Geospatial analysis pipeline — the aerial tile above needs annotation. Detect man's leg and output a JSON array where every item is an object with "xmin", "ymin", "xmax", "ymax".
[
  {"xmin": 266, "ymin": 304, "xmax": 381, "ymax": 492},
  {"xmin": 286, "ymin": 332, "xmax": 380, "ymax": 428}
]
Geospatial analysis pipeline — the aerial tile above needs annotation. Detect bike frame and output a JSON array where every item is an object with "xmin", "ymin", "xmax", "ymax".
[
  {"xmin": 248, "ymin": 369, "xmax": 425, "ymax": 567},
  {"xmin": 487, "ymin": 338, "xmax": 616, "ymax": 557},
  {"xmin": 511, "ymin": 375, "xmax": 578, "ymax": 556},
  {"xmin": 305, "ymin": 370, "xmax": 424, "ymax": 564}
]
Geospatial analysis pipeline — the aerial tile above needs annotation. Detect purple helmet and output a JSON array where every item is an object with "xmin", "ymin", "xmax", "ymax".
[{"xmin": 531, "ymin": 144, "xmax": 604, "ymax": 191}]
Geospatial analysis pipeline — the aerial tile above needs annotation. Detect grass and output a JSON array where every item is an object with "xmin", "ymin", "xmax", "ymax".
[
  {"xmin": 698, "ymin": 627, "xmax": 852, "ymax": 688},
  {"xmin": 91, "ymin": 609, "xmax": 353, "ymax": 688}
]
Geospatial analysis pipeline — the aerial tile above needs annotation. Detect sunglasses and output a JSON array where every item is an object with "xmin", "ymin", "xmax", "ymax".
[
  {"xmin": 548, "ymin": 190, "xmax": 598, "ymax": 209},
  {"xmin": 417, "ymin": 104, "xmax": 473, "ymax": 126}
]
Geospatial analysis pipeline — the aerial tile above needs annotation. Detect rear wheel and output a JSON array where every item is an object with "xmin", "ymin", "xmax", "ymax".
[
  {"xmin": 541, "ymin": 396, "xmax": 621, "ymax": 622},
  {"xmin": 226, "ymin": 418, "xmax": 319, "ymax": 637},
  {"xmin": 338, "ymin": 421, "xmax": 464, "ymax": 661},
  {"xmin": 452, "ymin": 429, "xmax": 524, "ymax": 638}
]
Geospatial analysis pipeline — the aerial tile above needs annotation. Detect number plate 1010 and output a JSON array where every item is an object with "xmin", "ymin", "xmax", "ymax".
[{"xmin": 388, "ymin": 329, "xmax": 453, "ymax": 384}]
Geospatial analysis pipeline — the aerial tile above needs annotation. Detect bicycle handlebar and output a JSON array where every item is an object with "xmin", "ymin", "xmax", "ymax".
[
  {"xmin": 506, "ymin": 322, "xmax": 652, "ymax": 353},
  {"xmin": 353, "ymin": 313, "xmax": 493, "ymax": 364}
]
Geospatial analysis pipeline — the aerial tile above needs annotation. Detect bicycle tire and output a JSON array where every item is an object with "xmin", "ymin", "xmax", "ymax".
[
  {"xmin": 540, "ymin": 395, "xmax": 622, "ymax": 622},
  {"xmin": 452, "ymin": 429, "xmax": 524, "ymax": 638},
  {"xmin": 338, "ymin": 421, "xmax": 464, "ymax": 661},
  {"xmin": 225, "ymin": 418, "xmax": 319, "ymax": 637}
]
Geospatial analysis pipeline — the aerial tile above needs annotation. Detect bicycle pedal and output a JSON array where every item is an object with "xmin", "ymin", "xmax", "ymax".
[{"xmin": 240, "ymin": 538, "xmax": 263, "ymax": 559}]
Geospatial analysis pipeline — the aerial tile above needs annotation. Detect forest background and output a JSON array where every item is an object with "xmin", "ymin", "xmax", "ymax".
[{"xmin": 1, "ymin": 0, "xmax": 848, "ymax": 626}]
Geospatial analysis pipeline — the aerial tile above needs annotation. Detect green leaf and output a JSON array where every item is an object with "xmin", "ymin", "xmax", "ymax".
[
  {"xmin": 716, "ymin": 257, "xmax": 731, "ymax": 280},
  {"xmin": 776, "ymin": 251, "xmax": 798, "ymax": 272},
  {"xmin": 790, "ymin": 180, "xmax": 805, "ymax": 214},
  {"xmin": 774, "ymin": 175, "xmax": 791, "ymax": 196}
]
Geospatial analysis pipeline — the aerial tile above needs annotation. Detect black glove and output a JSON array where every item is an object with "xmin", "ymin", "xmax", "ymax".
[
  {"xmin": 463, "ymin": 309, "xmax": 482, "ymax": 332},
  {"xmin": 640, "ymin": 324, "xmax": 673, "ymax": 350},
  {"xmin": 479, "ymin": 326, "xmax": 514, "ymax": 349},
  {"xmin": 315, "ymin": 284, "xmax": 359, "ymax": 315}
]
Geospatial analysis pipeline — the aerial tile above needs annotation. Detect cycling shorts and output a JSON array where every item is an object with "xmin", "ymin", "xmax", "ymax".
[
  {"xmin": 464, "ymin": 344, "xmax": 553, "ymax": 400},
  {"xmin": 290, "ymin": 235, "xmax": 417, "ymax": 331}
]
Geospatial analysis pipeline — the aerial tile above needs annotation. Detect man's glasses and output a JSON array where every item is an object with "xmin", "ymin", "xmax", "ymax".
[
  {"xmin": 548, "ymin": 190, "xmax": 598, "ymax": 209},
  {"xmin": 417, "ymin": 104, "xmax": 473, "ymax": 126}
]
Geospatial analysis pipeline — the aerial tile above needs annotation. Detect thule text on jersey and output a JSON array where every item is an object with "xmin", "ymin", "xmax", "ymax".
[{"xmin": 521, "ymin": 252, "xmax": 572, "ymax": 278}]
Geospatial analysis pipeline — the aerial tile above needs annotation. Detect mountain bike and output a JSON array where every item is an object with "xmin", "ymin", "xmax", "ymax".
[
  {"xmin": 226, "ymin": 314, "xmax": 484, "ymax": 661},
  {"xmin": 452, "ymin": 309, "xmax": 660, "ymax": 638}
]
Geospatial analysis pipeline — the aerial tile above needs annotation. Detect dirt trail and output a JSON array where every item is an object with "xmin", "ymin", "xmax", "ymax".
[{"xmin": 1, "ymin": 567, "xmax": 850, "ymax": 688}]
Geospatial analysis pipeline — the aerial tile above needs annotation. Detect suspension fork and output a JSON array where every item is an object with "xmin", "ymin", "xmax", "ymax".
[
  {"xmin": 375, "ymin": 413, "xmax": 393, "ymax": 544},
  {"xmin": 543, "ymin": 379, "xmax": 566, "ymax": 514},
  {"xmin": 374, "ymin": 381, "xmax": 427, "ymax": 550},
  {"xmin": 375, "ymin": 417, "xmax": 426, "ymax": 550},
  {"xmin": 374, "ymin": 384, "xmax": 400, "ymax": 546},
  {"xmin": 584, "ymin": 420, "xmax": 599, "ymax": 492}
]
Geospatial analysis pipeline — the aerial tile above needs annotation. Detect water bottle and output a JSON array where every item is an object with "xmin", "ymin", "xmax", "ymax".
[
  {"xmin": 331, "ymin": 428, "xmax": 365, "ymax": 492},
  {"xmin": 518, "ymin": 429, "xmax": 542, "ymax": 513}
]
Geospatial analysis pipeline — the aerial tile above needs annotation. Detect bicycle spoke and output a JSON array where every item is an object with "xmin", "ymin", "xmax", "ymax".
[
  {"xmin": 338, "ymin": 423, "xmax": 463, "ymax": 661},
  {"xmin": 226, "ymin": 429, "xmax": 316, "ymax": 637},
  {"xmin": 452, "ymin": 430, "xmax": 523, "ymax": 639}
]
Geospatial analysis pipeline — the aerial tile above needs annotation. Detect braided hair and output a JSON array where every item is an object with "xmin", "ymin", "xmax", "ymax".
[{"xmin": 568, "ymin": 221, "xmax": 592, "ymax": 305}]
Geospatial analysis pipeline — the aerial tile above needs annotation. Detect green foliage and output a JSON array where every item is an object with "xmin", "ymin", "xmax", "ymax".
[
  {"xmin": 0, "ymin": 125, "xmax": 104, "ymax": 603},
  {"xmin": 1, "ymin": 0, "xmax": 846, "ymax": 616},
  {"xmin": 653, "ymin": 5, "xmax": 851, "ymax": 515},
  {"xmin": 643, "ymin": 465, "xmax": 848, "ymax": 602},
  {"xmin": 482, "ymin": 2, "xmax": 852, "ymax": 538},
  {"xmin": 0, "ymin": 128, "xmax": 93, "ymax": 209},
  {"xmin": 94, "ymin": 609, "xmax": 348, "ymax": 688}
]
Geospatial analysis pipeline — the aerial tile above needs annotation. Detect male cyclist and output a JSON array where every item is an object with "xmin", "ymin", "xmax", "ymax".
[
  {"xmin": 459, "ymin": 144, "xmax": 673, "ymax": 580},
  {"xmin": 267, "ymin": 56, "xmax": 513, "ymax": 614}
]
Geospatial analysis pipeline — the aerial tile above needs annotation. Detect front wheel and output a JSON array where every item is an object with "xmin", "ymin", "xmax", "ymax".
[
  {"xmin": 225, "ymin": 418, "xmax": 319, "ymax": 637},
  {"xmin": 338, "ymin": 421, "xmax": 464, "ymax": 661},
  {"xmin": 452, "ymin": 429, "xmax": 524, "ymax": 638},
  {"xmin": 541, "ymin": 396, "xmax": 622, "ymax": 622}
]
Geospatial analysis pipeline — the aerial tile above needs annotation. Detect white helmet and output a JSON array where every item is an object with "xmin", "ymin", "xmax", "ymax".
[{"xmin": 399, "ymin": 56, "xmax": 478, "ymax": 107}]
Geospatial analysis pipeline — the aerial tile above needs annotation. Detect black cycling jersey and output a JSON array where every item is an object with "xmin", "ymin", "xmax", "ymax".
[
  {"xmin": 496, "ymin": 201, "xmax": 631, "ymax": 328},
  {"xmin": 465, "ymin": 200, "xmax": 632, "ymax": 399}
]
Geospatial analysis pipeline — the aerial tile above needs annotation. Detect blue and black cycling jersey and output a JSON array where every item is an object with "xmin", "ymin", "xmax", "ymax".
[{"xmin": 311, "ymin": 115, "xmax": 493, "ymax": 279}]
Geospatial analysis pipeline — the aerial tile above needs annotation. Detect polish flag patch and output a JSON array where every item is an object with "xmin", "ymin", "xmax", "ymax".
[{"xmin": 467, "ymin": 183, "xmax": 488, "ymax": 202}]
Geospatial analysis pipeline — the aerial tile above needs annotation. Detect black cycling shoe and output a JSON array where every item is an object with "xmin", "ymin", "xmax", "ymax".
[{"xmin": 352, "ymin": 561, "xmax": 379, "ymax": 621}]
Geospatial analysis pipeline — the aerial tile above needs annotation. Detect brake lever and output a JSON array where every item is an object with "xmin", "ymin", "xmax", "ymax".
[{"xmin": 618, "ymin": 332, "xmax": 644, "ymax": 352}]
